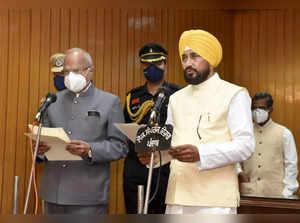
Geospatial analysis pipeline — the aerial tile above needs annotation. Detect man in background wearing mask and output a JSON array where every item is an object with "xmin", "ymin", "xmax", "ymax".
[
  {"xmin": 138, "ymin": 30, "xmax": 255, "ymax": 214},
  {"xmin": 35, "ymin": 48, "xmax": 128, "ymax": 214},
  {"xmin": 239, "ymin": 92, "xmax": 299, "ymax": 199},
  {"xmin": 50, "ymin": 53, "xmax": 66, "ymax": 91},
  {"xmin": 123, "ymin": 43, "xmax": 181, "ymax": 214}
]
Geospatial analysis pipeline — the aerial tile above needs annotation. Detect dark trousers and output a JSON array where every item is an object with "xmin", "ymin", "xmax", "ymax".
[
  {"xmin": 123, "ymin": 156, "xmax": 169, "ymax": 214},
  {"xmin": 44, "ymin": 201, "xmax": 108, "ymax": 215}
]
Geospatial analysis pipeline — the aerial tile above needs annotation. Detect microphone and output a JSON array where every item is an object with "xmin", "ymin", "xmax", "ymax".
[
  {"xmin": 149, "ymin": 90, "xmax": 166, "ymax": 125},
  {"xmin": 151, "ymin": 92, "xmax": 166, "ymax": 114},
  {"xmin": 159, "ymin": 86, "xmax": 171, "ymax": 96},
  {"xmin": 34, "ymin": 93, "xmax": 57, "ymax": 121}
]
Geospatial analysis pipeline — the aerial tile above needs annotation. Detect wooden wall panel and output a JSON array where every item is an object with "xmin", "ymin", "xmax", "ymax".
[
  {"xmin": 3, "ymin": 3, "xmax": 300, "ymax": 216},
  {"xmin": 15, "ymin": 9, "xmax": 31, "ymax": 213},
  {"xmin": 61, "ymin": 9, "xmax": 71, "ymax": 51},
  {"xmin": 87, "ymin": 9, "xmax": 97, "ymax": 70},
  {"xmin": 0, "ymin": 9, "xmax": 9, "ymax": 213},
  {"xmin": 0, "ymin": 0, "xmax": 236, "ymax": 9},
  {"xmin": 50, "ymin": 9, "xmax": 62, "ymax": 93},
  {"xmin": 103, "ymin": 9, "xmax": 113, "ymax": 93},
  {"xmin": 94, "ymin": 9, "xmax": 105, "ymax": 89},
  {"xmin": 26, "ymin": 9, "xmax": 42, "ymax": 213},
  {"xmin": 0, "ymin": 8, "xmax": 233, "ymax": 214},
  {"xmin": 2, "ymin": 9, "xmax": 20, "ymax": 214},
  {"xmin": 231, "ymin": 9, "xmax": 300, "ymax": 197}
]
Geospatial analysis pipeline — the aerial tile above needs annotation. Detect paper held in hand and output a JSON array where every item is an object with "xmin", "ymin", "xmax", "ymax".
[
  {"xmin": 25, "ymin": 124, "xmax": 81, "ymax": 161},
  {"xmin": 114, "ymin": 123, "xmax": 146, "ymax": 143}
]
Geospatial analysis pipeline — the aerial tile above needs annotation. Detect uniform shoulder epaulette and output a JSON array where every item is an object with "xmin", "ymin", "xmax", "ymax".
[{"xmin": 126, "ymin": 85, "xmax": 144, "ymax": 96}]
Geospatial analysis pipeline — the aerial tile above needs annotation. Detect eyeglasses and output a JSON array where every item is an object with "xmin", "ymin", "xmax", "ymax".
[
  {"xmin": 62, "ymin": 66, "xmax": 91, "ymax": 76},
  {"xmin": 197, "ymin": 114, "xmax": 202, "ymax": 141}
]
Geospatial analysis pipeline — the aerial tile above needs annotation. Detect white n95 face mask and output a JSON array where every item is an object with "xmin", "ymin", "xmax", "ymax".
[
  {"xmin": 64, "ymin": 72, "xmax": 87, "ymax": 93},
  {"xmin": 252, "ymin": 108, "xmax": 269, "ymax": 124}
]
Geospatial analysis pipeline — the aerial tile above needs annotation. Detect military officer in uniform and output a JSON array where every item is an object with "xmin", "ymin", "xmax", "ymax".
[
  {"xmin": 123, "ymin": 43, "xmax": 181, "ymax": 214},
  {"xmin": 50, "ymin": 53, "xmax": 66, "ymax": 91}
]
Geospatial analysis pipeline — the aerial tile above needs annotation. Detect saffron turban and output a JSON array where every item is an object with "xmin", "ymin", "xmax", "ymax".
[{"xmin": 179, "ymin": 29, "xmax": 223, "ymax": 67}]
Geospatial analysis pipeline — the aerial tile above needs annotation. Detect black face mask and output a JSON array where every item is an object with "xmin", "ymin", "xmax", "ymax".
[
  {"xmin": 183, "ymin": 66, "xmax": 210, "ymax": 85},
  {"xmin": 53, "ymin": 75, "xmax": 66, "ymax": 91},
  {"xmin": 144, "ymin": 65, "xmax": 164, "ymax": 83}
]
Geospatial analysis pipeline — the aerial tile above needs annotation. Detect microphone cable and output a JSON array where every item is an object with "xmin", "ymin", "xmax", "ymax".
[{"xmin": 29, "ymin": 121, "xmax": 39, "ymax": 215}]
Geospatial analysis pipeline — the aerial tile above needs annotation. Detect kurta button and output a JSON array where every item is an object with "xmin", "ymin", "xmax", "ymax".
[
  {"xmin": 259, "ymin": 142, "xmax": 262, "ymax": 144},
  {"xmin": 258, "ymin": 153, "xmax": 261, "ymax": 156},
  {"xmin": 258, "ymin": 177, "xmax": 261, "ymax": 181},
  {"xmin": 68, "ymin": 131, "xmax": 72, "ymax": 135},
  {"xmin": 258, "ymin": 165, "xmax": 261, "ymax": 168},
  {"xmin": 259, "ymin": 130, "xmax": 262, "ymax": 133},
  {"xmin": 62, "ymin": 164, "xmax": 67, "ymax": 168}
]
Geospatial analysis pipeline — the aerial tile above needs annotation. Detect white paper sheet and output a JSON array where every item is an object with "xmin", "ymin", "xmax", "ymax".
[
  {"xmin": 114, "ymin": 123, "xmax": 146, "ymax": 143},
  {"xmin": 25, "ymin": 124, "xmax": 81, "ymax": 161}
]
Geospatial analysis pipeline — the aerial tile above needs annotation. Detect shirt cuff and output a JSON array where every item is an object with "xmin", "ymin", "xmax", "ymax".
[
  {"xmin": 282, "ymin": 187, "xmax": 299, "ymax": 199},
  {"xmin": 196, "ymin": 145, "xmax": 203, "ymax": 170},
  {"xmin": 36, "ymin": 154, "xmax": 47, "ymax": 163},
  {"xmin": 236, "ymin": 163, "xmax": 243, "ymax": 174}
]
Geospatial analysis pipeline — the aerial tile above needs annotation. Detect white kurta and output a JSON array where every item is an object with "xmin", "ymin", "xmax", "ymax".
[{"xmin": 281, "ymin": 127, "xmax": 299, "ymax": 198}]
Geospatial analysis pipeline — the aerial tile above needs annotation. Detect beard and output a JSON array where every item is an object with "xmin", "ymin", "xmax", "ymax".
[{"xmin": 184, "ymin": 65, "xmax": 211, "ymax": 85}]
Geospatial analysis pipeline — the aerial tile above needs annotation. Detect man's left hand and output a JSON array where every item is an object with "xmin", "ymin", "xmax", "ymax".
[
  {"xmin": 66, "ymin": 140, "xmax": 91, "ymax": 158},
  {"xmin": 168, "ymin": 144, "xmax": 200, "ymax": 163}
]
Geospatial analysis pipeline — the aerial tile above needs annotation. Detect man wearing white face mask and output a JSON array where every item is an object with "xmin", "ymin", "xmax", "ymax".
[
  {"xmin": 240, "ymin": 92, "xmax": 299, "ymax": 199},
  {"xmin": 35, "ymin": 48, "xmax": 128, "ymax": 214}
]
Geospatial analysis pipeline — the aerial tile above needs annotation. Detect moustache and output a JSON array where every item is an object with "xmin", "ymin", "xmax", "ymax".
[{"xmin": 184, "ymin": 66, "xmax": 198, "ymax": 74}]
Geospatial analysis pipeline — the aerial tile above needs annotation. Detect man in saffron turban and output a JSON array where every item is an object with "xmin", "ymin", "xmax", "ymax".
[{"xmin": 139, "ymin": 30, "xmax": 255, "ymax": 214}]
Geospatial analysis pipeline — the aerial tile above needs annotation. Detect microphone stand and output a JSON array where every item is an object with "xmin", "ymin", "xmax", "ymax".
[
  {"xmin": 143, "ymin": 147, "xmax": 156, "ymax": 214},
  {"xmin": 137, "ymin": 185, "xmax": 144, "ymax": 214},
  {"xmin": 23, "ymin": 114, "xmax": 44, "ymax": 214},
  {"xmin": 13, "ymin": 176, "xmax": 19, "ymax": 215},
  {"xmin": 142, "ymin": 111, "xmax": 158, "ymax": 214}
]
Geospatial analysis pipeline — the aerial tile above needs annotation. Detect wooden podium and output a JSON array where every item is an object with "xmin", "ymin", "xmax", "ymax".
[{"xmin": 238, "ymin": 196, "xmax": 300, "ymax": 213}]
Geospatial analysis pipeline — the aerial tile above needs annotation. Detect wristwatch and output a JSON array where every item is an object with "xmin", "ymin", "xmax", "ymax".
[{"xmin": 88, "ymin": 148, "xmax": 92, "ymax": 158}]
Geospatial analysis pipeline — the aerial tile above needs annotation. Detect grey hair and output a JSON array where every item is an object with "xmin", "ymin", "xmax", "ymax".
[{"xmin": 65, "ymin": 47, "xmax": 93, "ymax": 67}]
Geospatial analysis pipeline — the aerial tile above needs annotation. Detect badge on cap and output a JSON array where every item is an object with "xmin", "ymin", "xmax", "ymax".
[{"xmin": 55, "ymin": 57, "xmax": 64, "ymax": 67}]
